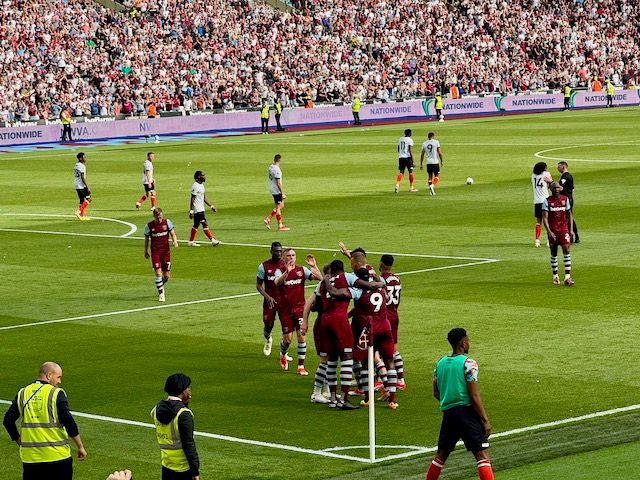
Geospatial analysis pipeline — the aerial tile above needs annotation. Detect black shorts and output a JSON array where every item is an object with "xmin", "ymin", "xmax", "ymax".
[
  {"xmin": 398, "ymin": 157, "xmax": 413, "ymax": 173},
  {"xmin": 193, "ymin": 211, "xmax": 207, "ymax": 228},
  {"xmin": 534, "ymin": 203, "xmax": 543, "ymax": 219},
  {"xmin": 23, "ymin": 456, "xmax": 72, "ymax": 480},
  {"xmin": 272, "ymin": 194, "xmax": 283, "ymax": 205},
  {"xmin": 76, "ymin": 188, "xmax": 90, "ymax": 203},
  {"xmin": 438, "ymin": 405, "xmax": 489, "ymax": 453},
  {"xmin": 144, "ymin": 182, "xmax": 155, "ymax": 194},
  {"xmin": 426, "ymin": 164, "xmax": 440, "ymax": 175}
]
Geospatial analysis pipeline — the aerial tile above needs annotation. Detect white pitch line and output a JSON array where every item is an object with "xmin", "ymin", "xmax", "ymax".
[
  {"xmin": 0, "ymin": 225, "xmax": 499, "ymax": 263},
  {"xmin": 0, "ymin": 213, "xmax": 137, "ymax": 237},
  {"xmin": 0, "ymin": 292, "xmax": 261, "ymax": 332},
  {"xmin": 534, "ymin": 144, "xmax": 640, "ymax": 164},
  {"xmin": 2, "ymin": 399, "xmax": 638, "ymax": 464},
  {"xmin": 0, "ymin": 399, "xmax": 367, "ymax": 463}
]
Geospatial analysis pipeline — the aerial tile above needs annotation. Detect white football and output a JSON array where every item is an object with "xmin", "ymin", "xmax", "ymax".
[{"xmin": 466, "ymin": 177, "xmax": 474, "ymax": 185}]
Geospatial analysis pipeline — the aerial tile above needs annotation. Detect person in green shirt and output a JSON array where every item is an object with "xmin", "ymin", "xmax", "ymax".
[{"xmin": 425, "ymin": 328, "xmax": 494, "ymax": 480}]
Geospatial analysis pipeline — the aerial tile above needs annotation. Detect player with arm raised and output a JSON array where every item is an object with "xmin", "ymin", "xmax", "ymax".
[
  {"xmin": 144, "ymin": 208, "xmax": 178, "ymax": 302},
  {"xmin": 542, "ymin": 182, "xmax": 575, "ymax": 286},
  {"xmin": 274, "ymin": 249, "xmax": 322, "ymax": 373},
  {"xmin": 263, "ymin": 154, "xmax": 289, "ymax": 231},
  {"xmin": 135, "ymin": 152, "xmax": 157, "ymax": 211},
  {"xmin": 420, "ymin": 132, "xmax": 444, "ymax": 195},
  {"xmin": 531, "ymin": 162, "xmax": 553, "ymax": 247},
  {"xmin": 188, "ymin": 171, "xmax": 220, "ymax": 246},
  {"xmin": 394, "ymin": 129, "xmax": 418, "ymax": 193},
  {"xmin": 73, "ymin": 152, "xmax": 91, "ymax": 220}
]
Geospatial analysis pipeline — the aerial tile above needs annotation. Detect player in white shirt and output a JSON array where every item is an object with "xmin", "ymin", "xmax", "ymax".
[
  {"xmin": 420, "ymin": 132, "xmax": 444, "ymax": 195},
  {"xmin": 188, "ymin": 170, "xmax": 220, "ymax": 246},
  {"xmin": 73, "ymin": 152, "xmax": 91, "ymax": 220},
  {"xmin": 395, "ymin": 129, "xmax": 418, "ymax": 193},
  {"xmin": 531, "ymin": 162, "xmax": 553, "ymax": 247},
  {"xmin": 263, "ymin": 154, "xmax": 290, "ymax": 231},
  {"xmin": 135, "ymin": 152, "xmax": 157, "ymax": 211}
]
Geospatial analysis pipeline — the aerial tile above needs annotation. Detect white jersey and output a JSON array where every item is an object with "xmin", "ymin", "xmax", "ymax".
[
  {"xmin": 191, "ymin": 182, "xmax": 206, "ymax": 213},
  {"xmin": 268, "ymin": 164, "xmax": 282, "ymax": 195},
  {"xmin": 398, "ymin": 136, "xmax": 414, "ymax": 158},
  {"xmin": 532, "ymin": 171, "xmax": 552, "ymax": 204},
  {"xmin": 142, "ymin": 160, "xmax": 153, "ymax": 185},
  {"xmin": 422, "ymin": 139, "xmax": 441, "ymax": 164},
  {"xmin": 73, "ymin": 162, "xmax": 86, "ymax": 189}
]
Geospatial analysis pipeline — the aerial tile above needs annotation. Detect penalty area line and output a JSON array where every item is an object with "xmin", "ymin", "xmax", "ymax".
[{"xmin": 0, "ymin": 213, "xmax": 137, "ymax": 237}]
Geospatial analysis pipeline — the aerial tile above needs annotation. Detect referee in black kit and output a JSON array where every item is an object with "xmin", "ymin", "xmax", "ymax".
[{"xmin": 557, "ymin": 161, "xmax": 580, "ymax": 243}]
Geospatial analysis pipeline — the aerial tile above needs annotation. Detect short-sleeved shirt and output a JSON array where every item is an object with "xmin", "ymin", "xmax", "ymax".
[
  {"xmin": 422, "ymin": 139, "xmax": 441, "ymax": 164},
  {"xmin": 532, "ymin": 171, "xmax": 552, "ymax": 204},
  {"xmin": 398, "ymin": 136, "xmax": 414, "ymax": 159},
  {"xmin": 318, "ymin": 273, "xmax": 361, "ymax": 319},
  {"xmin": 257, "ymin": 259, "xmax": 285, "ymax": 300},
  {"xmin": 142, "ymin": 160, "xmax": 154, "ymax": 185},
  {"xmin": 559, "ymin": 172, "xmax": 574, "ymax": 199},
  {"xmin": 281, "ymin": 265, "xmax": 314, "ymax": 316},
  {"xmin": 191, "ymin": 182, "xmax": 206, "ymax": 213},
  {"xmin": 73, "ymin": 162, "xmax": 86, "ymax": 189},
  {"xmin": 542, "ymin": 194, "xmax": 571, "ymax": 233},
  {"xmin": 268, "ymin": 164, "xmax": 282, "ymax": 195},
  {"xmin": 381, "ymin": 272, "xmax": 401, "ymax": 322},
  {"xmin": 144, "ymin": 219, "xmax": 174, "ymax": 253}
]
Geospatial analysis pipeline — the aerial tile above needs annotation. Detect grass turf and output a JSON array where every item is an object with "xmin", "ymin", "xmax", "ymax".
[{"xmin": 1, "ymin": 107, "xmax": 639, "ymax": 479}]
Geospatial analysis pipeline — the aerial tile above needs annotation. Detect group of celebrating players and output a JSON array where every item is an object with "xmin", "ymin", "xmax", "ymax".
[{"xmin": 256, "ymin": 241, "xmax": 406, "ymax": 410}]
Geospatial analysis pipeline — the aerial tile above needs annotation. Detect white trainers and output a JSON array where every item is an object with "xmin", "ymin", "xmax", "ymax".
[
  {"xmin": 187, "ymin": 241, "xmax": 200, "ymax": 247},
  {"xmin": 534, "ymin": 239, "xmax": 541, "ymax": 247},
  {"xmin": 159, "ymin": 292, "xmax": 165, "ymax": 302},
  {"xmin": 211, "ymin": 238, "xmax": 221, "ymax": 246},
  {"xmin": 311, "ymin": 392, "xmax": 330, "ymax": 404},
  {"xmin": 285, "ymin": 353, "xmax": 293, "ymax": 361},
  {"xmin": 263, "ymin": 336, "xmax": 273, "ymax": 356}
]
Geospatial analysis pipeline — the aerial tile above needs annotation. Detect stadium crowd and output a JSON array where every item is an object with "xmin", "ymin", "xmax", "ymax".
[{"xmin": 1, "ymin": 0, "xmax": 638, "ymax": 122}]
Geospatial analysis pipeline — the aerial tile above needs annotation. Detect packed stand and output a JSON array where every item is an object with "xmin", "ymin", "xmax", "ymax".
[{"xmin": 0, "ymin": 0, "xmax": 638, "ymax": 122}]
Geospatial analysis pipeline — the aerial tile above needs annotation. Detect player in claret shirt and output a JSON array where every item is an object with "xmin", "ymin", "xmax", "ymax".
[
  {"xmin": 542, "ymin": 182, "xmax": 575, "ymax": 286},
  {"xmin": 144, "ymin": 208, "xmax": 179, "ymax": 302},
  {"xmin": 274, "ymin": 249, "xmax": 322, "ymax": 373},
  {"xmin": 379, "ymin": 254, "xmax": 405, "ymax": 390},
  {"xmin": 256, "ymin": 242, "xmax": 286, "ymax": 357}
]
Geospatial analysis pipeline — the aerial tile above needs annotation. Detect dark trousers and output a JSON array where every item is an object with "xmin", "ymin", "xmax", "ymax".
[
  {"xmin": 61, "ymin": 124, "xmax": 73, "ymax": 141},
  {"xmin": 23, "ymin": 457, "xmax": 72, "ymax": 480},
  {"xmin": 275, "ymin": 113, "xmax": 284, "ymax": 131},
  {"xmin": 352, "ymin": 112, "xmax": 360, "ymax": 125},
  {"xmin": 162, "ymin": 466, "xmax": 192, "ymax": 480},
  {"xmin": 261, "ymin": 118, "xmax": 269, "ymax": 133},
  {"xmin": 564, "ymin": 98, "xmax": 570, "ymax": 110}
]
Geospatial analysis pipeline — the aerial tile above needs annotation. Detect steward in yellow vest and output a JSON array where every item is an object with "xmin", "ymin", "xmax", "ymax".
[
  {"xmin": 3, "ymin": 362, "xmax": 87, "ymax": 480},
  {"xmin": 274, "ymin": 99, "xmax": 285, "ymax": 131},
  {"xmin": 605, "ymin": 80, "xmax": 614, "ymax": 107},
  {"xmin": 563, "ymin": 84, "xmax": 571, "ymax": 110},
  {"xmin": 351, "ymin": 95, "xmax": 361, "ymax": 125},
  {"xmin": 260, "ymin": 101, "xmax": 270, "ymax": 134},
  {"xmin": 152, "ymin": 373, "xmax": 199, "ymax": 480},
  {"xmin": 434, "ymin": 91, "xmax": 444, "ymax": 122}
]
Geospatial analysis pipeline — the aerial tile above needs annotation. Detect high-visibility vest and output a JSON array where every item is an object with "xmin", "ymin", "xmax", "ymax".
[
  {"xmin": 260, "ymin": 105, "xmax": 269, "ymax": 119},
  {"xmin": 274, "ymin": 102, "xmax": 282, "ymax": 114},
  {"xmin": 435, "ymin": 95, "xmax": 443, "ymax": 109},
  {"xmin": 152, "ymin": 406, "xmax": 191, "ymax": 473},
  {"xmin": 564, "ymin": 86, "xmax": 571, "ymax": 98},
  {"xmin": 606, "ymin": 82, "xmax": 614, "ymax": 95},
  {"xmin": 352, "ymin": 97, "xmax": 361, "ymax": 113},
  {"xmin": 17, "ymin": 382, "xmax": 71, "ymax": 463},
  {"xmin": 60, "ymin": 111, "xmax": 71, "ymax": 125}
]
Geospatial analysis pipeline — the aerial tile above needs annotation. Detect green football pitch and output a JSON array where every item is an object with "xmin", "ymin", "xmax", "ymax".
[{"xmin": 1, "ymin": 107, "xmax": 639, "ymax": 479}]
